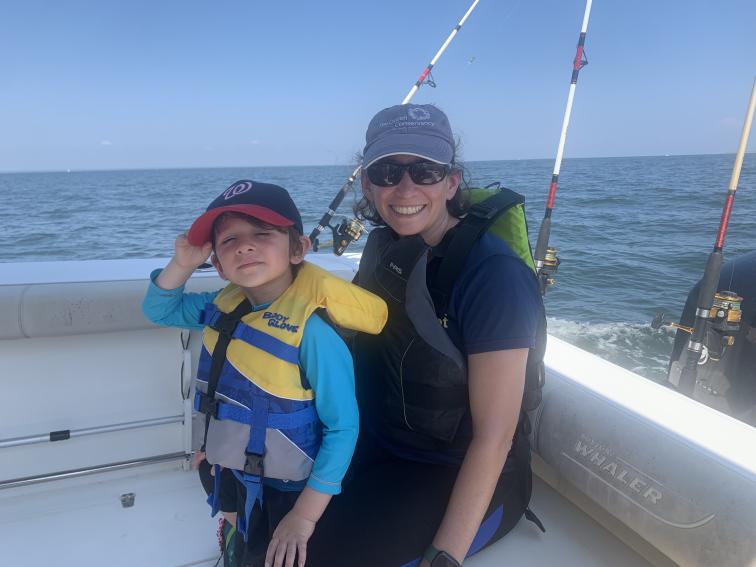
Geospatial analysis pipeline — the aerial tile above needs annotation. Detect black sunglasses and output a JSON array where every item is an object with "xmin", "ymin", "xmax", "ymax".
[{"xmin": 365, "ymin": 161, "xmax": 451, "ymax": 187}]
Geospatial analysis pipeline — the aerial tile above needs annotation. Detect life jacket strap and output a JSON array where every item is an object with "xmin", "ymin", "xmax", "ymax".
[
  {"xmin": 195, "ymin": 391, "xmax": 220, "ymax": 419},
  {"xmin": 199, "ymin": 298, "xmax": 253, "ymax": 450},
  {"xmin": 233, "ymin": 325, "xmax": 300, "ymax": 364},
  {"xmin": 430, "ymin": 187, "xmax": 547, "ymax": 415},
  {"xmin": 248, "ymin": 395, "xmax": 268, "ymax": 461},
  {"xmin": 431, "ymin": 188, "xmax": 524, "ymax": 314},
  {"xmin": 193, "ymin": 391, "xmax": 318, "ymax": 429},
  {"xmin": 206, "ymin": 463, "xmax": 223, "ymax": 517},
  {"xmin": 202, "ymin": 302, "xmax": 302, "ymax": 364},
  {"xmin": 524, "ymin": 507, "xmax": 546, "ymax": 533},
  {"xmin": 232, "ymin": 469, "xmax": 263, "ymax": 542},
  {"xmin": 200, "ymin": 303, "xmax": 245, "ymax": 337},
  {"xmin": 232, "ymin": 395, "xmax": 270, "ymax": 542},
  {"xmin": 198, "ymin": 304, "xmax": 219, "ymax": 327}
]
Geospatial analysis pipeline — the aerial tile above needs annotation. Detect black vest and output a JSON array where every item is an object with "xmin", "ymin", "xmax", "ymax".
[
  {"xmin": 355, "ymin": 222, "xmax": 545, "ymax": 458},
  {"xmin": 355, "ymin": 230, "xmax": 471, "ymax": 456}
]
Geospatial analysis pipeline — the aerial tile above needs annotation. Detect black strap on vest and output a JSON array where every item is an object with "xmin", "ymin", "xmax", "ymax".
[
  {"xmin": 430, "ymin": 187, "xmax": 546, "ymax": 417},
  {"xmin": 431, "ymin": 188, "xmax": 525, "ymax": 314},
  {"xmin": 199, "ymin": 297, "xmax": 253, "ymax": 450}
]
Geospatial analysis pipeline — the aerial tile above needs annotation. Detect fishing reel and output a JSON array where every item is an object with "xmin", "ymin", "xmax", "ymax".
[
  {"xmin": 706, "ymin": 291, "xmax": 743, "ymax": 361},
  {"xmin": 663, "ymin": 290, "xmax": 744, "ymax": 399},
  {"xmin": 312, "ymin": 217, "xmax": 366, "ymax": 256},
  {"xmin": 331, "ymin": 217, "xmax": 366, "ymax": 256},
  {"xmin": 653, "ymin": 290, "xmax": 743, "ymax": 364},
  {"xmin": 537, "ymin": 246, "xmax": 560, "ymax": 292}
]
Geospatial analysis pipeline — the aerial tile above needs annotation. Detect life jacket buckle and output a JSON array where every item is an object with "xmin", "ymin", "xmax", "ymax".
[
  {"xmin": 244, "ymin": 452, "xmax": 265, "ymax": 476},
  {"xmin": 198, "ymin": 394, "xmax": 220, "ymax": 419}
]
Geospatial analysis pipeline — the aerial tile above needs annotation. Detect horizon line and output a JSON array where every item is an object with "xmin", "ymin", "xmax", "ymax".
[{"xmin": 0, "ymin": 151, "xmax": 752, "ymax": 175}]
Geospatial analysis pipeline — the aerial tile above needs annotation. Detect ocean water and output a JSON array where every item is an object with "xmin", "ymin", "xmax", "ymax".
[{"xmin": 1, "ymin": 154, "xmax": 754, "ymax": 382}]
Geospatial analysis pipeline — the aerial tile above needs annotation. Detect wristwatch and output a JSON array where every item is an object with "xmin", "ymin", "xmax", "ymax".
[{"xmin": 424, "ymin": 544, "xmax": 461, "ymax": 567}]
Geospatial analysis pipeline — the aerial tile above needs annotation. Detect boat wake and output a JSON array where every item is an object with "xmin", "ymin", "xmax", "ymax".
[{"xmin": 547, "ymin": 317, "xmax": 674, "ymax": 383}]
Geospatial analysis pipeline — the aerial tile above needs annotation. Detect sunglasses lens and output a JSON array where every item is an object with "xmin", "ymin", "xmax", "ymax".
[
  {"xmin": 366, "ymin": 161, "xmax": 450, "ymax": 186},
  {"xmin": 366, "ymin": 163, "xmax": 404, "ymax": 187},
  {"xmin": 409, "ymin": 163, "xmax": 448, "ymax": 185}
]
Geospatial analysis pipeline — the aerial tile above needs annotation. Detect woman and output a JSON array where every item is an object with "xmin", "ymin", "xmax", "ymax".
[{"xmin": 308, "ymin": 104, "xmax": 543, "ymax": 567}]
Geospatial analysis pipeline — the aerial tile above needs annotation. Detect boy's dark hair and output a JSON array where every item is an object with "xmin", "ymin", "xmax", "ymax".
[{"xmin": 211, "ymin": 212, "xmax": 304, "ymax": 268}]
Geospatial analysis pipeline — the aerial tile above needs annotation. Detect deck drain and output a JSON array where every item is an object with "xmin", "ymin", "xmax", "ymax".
[{"xmin": 120, "ymin": 492, "xmax": 135, "ymax": 508}]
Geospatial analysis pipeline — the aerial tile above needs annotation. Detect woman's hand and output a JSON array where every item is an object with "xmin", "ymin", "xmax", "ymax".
[
  {"xmin": 173, "ymin": 233, "xmax": 212, "ymax": 270},
  {"xmin": 265, "ymin": 509, "xmax": 316, "ymax": 567}
]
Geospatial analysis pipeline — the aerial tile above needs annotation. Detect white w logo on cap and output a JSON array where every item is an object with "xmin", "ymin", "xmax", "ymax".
[{"xmin": 223, "ymin": 181, "xmax": 253, "ymax": 200}]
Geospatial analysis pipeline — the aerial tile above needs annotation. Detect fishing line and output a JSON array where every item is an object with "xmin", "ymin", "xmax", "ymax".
[
  {"xmin": 309, "ymin": 0, "xmax": 482, "ymax": 253},
  {"xmin": 676, "ymin": 77, "xmax": 756, "ymax": 395},
  {"xmin": 533, "ymin": 0, "xmax": 593, "ymax": 295}
]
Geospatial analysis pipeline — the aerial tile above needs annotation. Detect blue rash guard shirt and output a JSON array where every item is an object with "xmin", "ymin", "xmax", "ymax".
[
  {"xmin": 142, "ymin": 269, "xmax": 358, "ymax": 496},
  {"xmin": 441, "ymin": 232, "xmax": 540, "ymax": 356}
]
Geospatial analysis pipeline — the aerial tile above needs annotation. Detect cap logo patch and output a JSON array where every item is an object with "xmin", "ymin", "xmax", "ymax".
[
  {"xmin": 223, "ymin": 180, "xmax": 253, "ymax": 200},
  {"xmin": 407, "ymin": 107, "xmax": 431, "ymax": 121}
]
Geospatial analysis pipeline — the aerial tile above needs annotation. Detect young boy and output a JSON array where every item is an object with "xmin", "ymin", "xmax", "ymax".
[{"xmin": 142, "ymin": 180, "xmax": 387, "ymax": 567}]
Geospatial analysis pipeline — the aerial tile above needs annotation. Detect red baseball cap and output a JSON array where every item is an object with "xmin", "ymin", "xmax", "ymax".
[{"xmin": 187, "ymin": 180, "xmax": 304, "ymax": 246}]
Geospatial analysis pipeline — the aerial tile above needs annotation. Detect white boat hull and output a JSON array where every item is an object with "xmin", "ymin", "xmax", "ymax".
[
  {"xmin": 1, "ymin": 257, "xmax": 754, "ymax": 566},
  {"xmin": 536, "ymin": 339, "xmax": 756, "ymax": 566}
]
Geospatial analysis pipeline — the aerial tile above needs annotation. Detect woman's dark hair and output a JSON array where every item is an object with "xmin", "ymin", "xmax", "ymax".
[{"xmin": 353, "ymin": 142, "xmax": 471, "ymax": 226}]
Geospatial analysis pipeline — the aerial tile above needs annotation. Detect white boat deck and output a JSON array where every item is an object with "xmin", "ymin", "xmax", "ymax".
[{"xmin": 0, "ymin": 458, "xmax": 653, "ymax": 567}]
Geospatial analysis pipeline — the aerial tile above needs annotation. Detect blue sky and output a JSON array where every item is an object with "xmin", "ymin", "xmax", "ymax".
[{"xmin": 1, "ymin": 0, "xmax": 754, "ymax": 171}]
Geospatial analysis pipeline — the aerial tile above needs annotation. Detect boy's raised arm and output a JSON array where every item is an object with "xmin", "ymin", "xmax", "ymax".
[
  {"xmin": 156, "ymin": 233, "xmax": 213, "ymax": 290},
  {"xmin": 143, "ymin": 233, "xmax": 217, "ymax": 329}
]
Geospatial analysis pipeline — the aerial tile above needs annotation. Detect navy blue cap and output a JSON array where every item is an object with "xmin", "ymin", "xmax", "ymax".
[
  {"xmin": 187, "ymin": 180, "xmax": 303, "ymax": 246},
  {"xmin": 363, "ymin": 104, "xmax": 455, "ymax": 168}
]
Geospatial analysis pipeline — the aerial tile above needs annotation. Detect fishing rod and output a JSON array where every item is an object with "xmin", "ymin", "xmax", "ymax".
[
  {"xmin": 674, "ymin": 77, "xmax": 756, "ymax": 397},
  {"xmin": 533, "ymin": 0, "xmax": 593, "ymax": 295},
  {"xmin": 309, "ymin": 0, "xmax": 481, "ymax": 255}
]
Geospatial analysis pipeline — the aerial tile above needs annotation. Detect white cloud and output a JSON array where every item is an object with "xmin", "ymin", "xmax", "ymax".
[
  {"xmin": 249, "ymin": 139, "xmax": 261, "ymax": 145},
  {"xmin": 99, "ymin": 140, "xmax": 112, "ymax": 146}
]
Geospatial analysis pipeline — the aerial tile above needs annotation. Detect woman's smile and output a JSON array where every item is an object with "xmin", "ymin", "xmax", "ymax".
[{"xmin": 390, "ymin": 204, "xmax": 426, "ymax": 216}]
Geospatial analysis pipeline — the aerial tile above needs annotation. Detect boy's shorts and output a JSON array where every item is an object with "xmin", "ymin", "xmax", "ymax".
[
  {"xmin": 198, "ymin": 458, "xmax": 238, "ymax": 514},
  {"xmin": 236, "ymin": 482, "xmax": 300, "ymax": 567},
  {"xmin": 199, "ymin": 458, "xmax": 301, "ymax": 566}
]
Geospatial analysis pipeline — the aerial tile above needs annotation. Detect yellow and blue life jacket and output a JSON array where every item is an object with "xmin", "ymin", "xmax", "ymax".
[{"xmin": 194, "ymin": 261, "xmax": 387, "ymax": 538}]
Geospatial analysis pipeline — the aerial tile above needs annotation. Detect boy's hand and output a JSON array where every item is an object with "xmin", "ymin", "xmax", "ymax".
[
  {"xmin": 265, "ymin": 509, "xmax": 316, "ymax": 567},
  {"xmin": 154, "ymin": 233, "xmax": 213, "ymax": 290},
  {"xmin": 191, "ymin": 451, "xmax": 206, "ymax": 470},
  {"xmin": 173, "ymin": 233, "xmax": 212, "ymax": 270}
]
